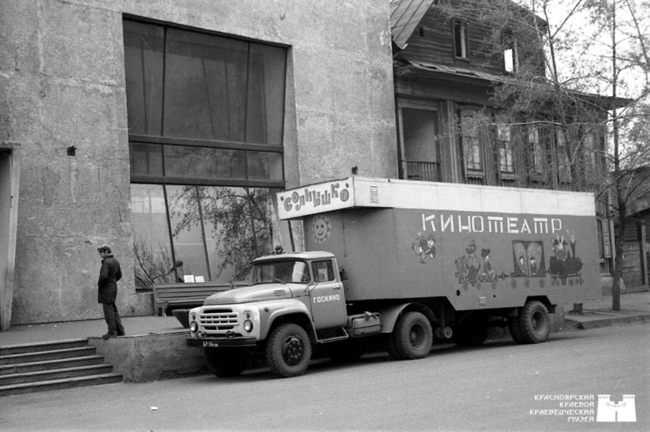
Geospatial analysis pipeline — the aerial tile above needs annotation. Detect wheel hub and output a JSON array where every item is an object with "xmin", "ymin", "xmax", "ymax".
[
  {"xmin": 409, "ymin": 324, "xmax": 425, "ymax": 348},
  {"xmin": 282, "ymin": 336, "xmax": 304, "ymax": 366}
]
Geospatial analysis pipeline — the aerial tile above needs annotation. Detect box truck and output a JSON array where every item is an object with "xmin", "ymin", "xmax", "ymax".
[{"xmin": 186, "ymin": 177, "xmax": 597, "ymax": 378}]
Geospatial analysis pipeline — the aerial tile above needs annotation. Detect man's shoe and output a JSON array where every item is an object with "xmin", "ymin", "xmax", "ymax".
[
  {"xmin": 117, "ymin": 332, "xmax": 125, "ymax": 337},
  {"xmin": 102, "ymin": 333, "xmax": 116, "ymax": 339}
]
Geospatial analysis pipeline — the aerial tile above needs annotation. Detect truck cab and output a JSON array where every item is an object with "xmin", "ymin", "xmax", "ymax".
[{"xmin": 186, "ymin": 251, "xmax": 351, "ymax": 377}]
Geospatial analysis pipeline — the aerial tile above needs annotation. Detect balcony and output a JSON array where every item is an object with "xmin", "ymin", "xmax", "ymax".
[{"xmin": 400, "ymin": 160, "xmax": 441, "ymax": 182}]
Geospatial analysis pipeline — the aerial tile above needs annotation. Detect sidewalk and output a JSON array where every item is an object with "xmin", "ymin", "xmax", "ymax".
[
  {"xmin": 563, "ymin": 290, "xmax": 650, "ymax": 329},
  {"xmin": 0, "ymin": 315, "xmax": 185, "ymax": 347},
  {"xmin": 1, "ymin": 291, "xmax": 649, "ymax": 347}
]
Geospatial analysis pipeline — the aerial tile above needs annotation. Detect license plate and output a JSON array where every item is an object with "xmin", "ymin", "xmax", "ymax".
[{"xmin": 202, "ymin": 341, "xmax": 219, "ymax": 348}]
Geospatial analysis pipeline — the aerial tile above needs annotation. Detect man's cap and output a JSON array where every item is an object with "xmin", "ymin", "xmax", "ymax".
[{"xmin": 97, "ymin": 244, "xmax": 112, "ymax": 253}]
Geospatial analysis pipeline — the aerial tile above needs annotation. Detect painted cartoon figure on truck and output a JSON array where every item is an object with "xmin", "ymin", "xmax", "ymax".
[
  {"xmin": 412, "ymin": 232, "xmax": 436, "ymax": 264},
  {"xmin": 549, "ymin": 229, "xmax": 583, "ymax": 286}
]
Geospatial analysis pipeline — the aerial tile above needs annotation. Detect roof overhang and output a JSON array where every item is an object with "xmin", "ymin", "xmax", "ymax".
[
  {"xmin": 390, "ymin": 0, "xmax": 436, "ymax": 50},
  {"xmin": 394, "ymin": 58, "xmax": 633, "ymax": 111}
]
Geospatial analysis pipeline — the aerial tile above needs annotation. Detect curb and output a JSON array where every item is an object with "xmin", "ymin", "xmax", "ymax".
[{"xmin": 564, "ymin": 313, "xmax": 650, "ymax": 330}]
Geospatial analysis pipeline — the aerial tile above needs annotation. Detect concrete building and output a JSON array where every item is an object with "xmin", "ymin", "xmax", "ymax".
[{"xmin": 1, "ymin": 1, "xmax": 397, "ymax": 327}]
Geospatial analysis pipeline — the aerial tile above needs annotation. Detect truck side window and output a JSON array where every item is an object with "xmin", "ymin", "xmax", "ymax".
[{"xmin": 312, "ymin": 260, "xmax": 335, "ymax": 282}]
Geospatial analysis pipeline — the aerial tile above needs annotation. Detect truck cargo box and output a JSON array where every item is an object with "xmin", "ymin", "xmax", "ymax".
[{"xmin": 278, "ymin": 177, "xmax": 598, "ymax": 311}]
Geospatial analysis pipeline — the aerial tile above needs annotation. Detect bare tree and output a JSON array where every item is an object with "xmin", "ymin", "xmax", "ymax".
[{"xmin": 433, "ymin": 0, "xmax": 650, "ymax": 309}]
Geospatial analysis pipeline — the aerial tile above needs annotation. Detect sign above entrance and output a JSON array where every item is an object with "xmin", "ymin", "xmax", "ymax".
[{"xmin": 277, "ymin": 179, "xmax": 355, "ymax": 219}]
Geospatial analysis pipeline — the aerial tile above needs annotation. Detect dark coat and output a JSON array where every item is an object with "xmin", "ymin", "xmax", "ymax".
[{"xmin": 98, "ymin": 255, "xmax": 122, "ymax": 304}]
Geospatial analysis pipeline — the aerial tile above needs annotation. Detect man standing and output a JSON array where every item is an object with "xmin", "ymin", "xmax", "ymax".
[{"xmin": 97, "ymin": 244, "xmax": 125, "ymax": 339}]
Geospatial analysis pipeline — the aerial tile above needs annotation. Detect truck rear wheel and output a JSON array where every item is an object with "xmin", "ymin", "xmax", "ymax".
[
  {"xmin": 266, "ymin": 323, "xmax": 312, "ymax": 377},
  {"xmin": 508, "ymin": 318, "xmax": 525, "ymax": 344},
  {"xmin": 517, "ymin": 300, "xmax": 551, "ymax": 344},
  {"xmin": 393, "ymin": 311, "xmax": 433, "ymax": 359},
  {"xmin": 205, "ymin": 348, "xmax": 248, "ymax": 378}
]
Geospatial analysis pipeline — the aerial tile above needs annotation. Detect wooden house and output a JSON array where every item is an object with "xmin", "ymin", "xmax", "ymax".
[{"xmin": 389, "ymin": 0, "xmax": 629, "ymax": 291}]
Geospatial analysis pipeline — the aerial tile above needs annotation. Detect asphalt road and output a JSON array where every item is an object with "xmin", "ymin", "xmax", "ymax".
[{"xmin": 1, "ymin": 324, "xmax": 648, "ymax": 432}]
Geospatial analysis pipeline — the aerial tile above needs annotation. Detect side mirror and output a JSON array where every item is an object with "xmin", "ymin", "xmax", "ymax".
[{"xmin": 339, "ymin": 267, "xmax": 349, "ymax": 281}]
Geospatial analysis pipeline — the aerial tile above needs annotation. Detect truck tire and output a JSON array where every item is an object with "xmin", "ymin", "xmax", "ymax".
[
  {"xmin": 393, "ymin": 311, "xmax": 433, "ymax": 359},
  {"xmin": 452, "ymin": 319, "xmax": 488, "ymax": 347},
  {"xmin": 508, "ymin": 318, "xmax": 525, "ymax": 344},
  {"xmin": 205, "ymin": 348, "xmax": 248, "ymax": 378},
  {"xmin": 266, "ymin": 323, "xmax": 312, "ymax": 377},
  {"xmin": 518, "ymin": 300, "xmax": 551, "ymax": 344},
  {"xmin": 385, "ymin": 334, "xmax": 404, "ymax": 360}
]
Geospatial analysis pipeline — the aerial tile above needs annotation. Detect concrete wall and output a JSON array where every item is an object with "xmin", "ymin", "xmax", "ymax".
[
  {"xmin": 88, "ymin": 332, "xmax": 205, "ymax": 383},
  {"xmin": 0, "ymin": 0, "xmax": 397, "ymax": 325}
]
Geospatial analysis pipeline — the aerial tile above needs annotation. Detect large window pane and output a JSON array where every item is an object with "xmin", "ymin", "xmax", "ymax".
[
  {"xmin": 247, "ymin": 151, "xmax": 283, "ymax": 181},
  {"xmin": 123, "ymin": 21, "xmax": 164, "ymax": 136},
  {"xmin": 163, "ymin": 28, "xmax": 249, "ymax": 141},
  {"xmin": 164, "ymin": 145, "xmax": 246, "ymax": 179},
  {"xmin": 130, "ymin": 143, "xmax": 163, "ymax": 176},
  {"xmin": 167, "ymin": 186, "xmax": 211, "ymax": 282},
  {"xmin": 200, "ymin": 187, "xmax": 275, "ymax": 282},
  {"xmin": 248, "ymin": 44, "xmax": 286, "ymax": 145},
  {"xmin": 131, "ymin": 184, "xmax": 175, "ymax": 288}
]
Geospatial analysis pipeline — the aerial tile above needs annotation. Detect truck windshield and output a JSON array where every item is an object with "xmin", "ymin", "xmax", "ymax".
[{"xmin": 251, "ymin": 260, "xmax": 311, "ymax": 284}]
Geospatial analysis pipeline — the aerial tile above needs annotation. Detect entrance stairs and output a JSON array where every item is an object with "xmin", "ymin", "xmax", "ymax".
[{"xmin": 0, "ymin": 338, "xmax": 122, "ymax": 397}]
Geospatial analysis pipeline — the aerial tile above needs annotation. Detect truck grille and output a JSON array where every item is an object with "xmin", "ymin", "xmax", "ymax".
[{"xmin": 199, "ymin": 308, "xmax": 238, "ymax": 331}]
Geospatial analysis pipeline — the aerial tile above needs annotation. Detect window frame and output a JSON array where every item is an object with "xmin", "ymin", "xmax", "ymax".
[
  {"xmin": 125, "ymin": 18, "xmax": 288, "ymax": 289},
  {"xmin": 527, "ymin": 125, "xmax": 545, "ymax": 178},
  {"xmin": 459, "ymin": 109, "xmax": 485, "ymax": 178},
  {"xmin": 497, "ymin": 123, "xmax": 516, "ymax": 177},
  {"xmin": 502, "ymin": 30, "xmax": 518, "ymax": 74},
  {"xmin": 453, "ymin": 19, "xmax": 469, "ymax": 61},
  {"xmin": 555, "ymin": 129, "xmax": 572, "ymax": 183},
  {"xmin": 124, "ymin": 18, "xmax": 287, "ymax": 190}
]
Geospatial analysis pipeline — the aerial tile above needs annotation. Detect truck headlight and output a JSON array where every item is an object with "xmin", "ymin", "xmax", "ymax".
[
  {"xmin": 190, "ymin": 321, "xmax": 198, "ymax": 333},
  {"xmin": 243, "ymin": 320, "xmax": 253, "ymax": 332}
]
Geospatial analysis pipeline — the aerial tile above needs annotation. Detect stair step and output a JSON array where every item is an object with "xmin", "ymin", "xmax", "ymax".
[
  {"xmin": 0, "ymin": 346, "xmax": 96, "ymax": 365},
  {"xmin": 0, "ymin": 364, "xmax": 114, "ymax": 385},
  {"xmin": 0, "ymin": 339, "xmax": 89, "ymax": 356},
  {"xmin": 0, "ymin": 373, "xmax": 124, "ymax": 397},
  {"xmin": 0, "ymin": 354, "xmax": 105, "ymax": 375}
]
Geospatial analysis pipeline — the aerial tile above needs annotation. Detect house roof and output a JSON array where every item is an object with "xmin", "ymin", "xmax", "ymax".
[
  {"xmin": 390, "ymin": 0, "xmax": 436, "ymax": 50},
  {"xmin": 394, "ymin": 59, "xmax": 506, "ymax": 85}
]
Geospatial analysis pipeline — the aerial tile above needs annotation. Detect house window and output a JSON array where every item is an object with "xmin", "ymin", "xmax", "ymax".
[
  {"xmin": 583, "ymin": 131, "xmax": 597, "ymax": 173},
  {"xmin": 454, "ymin": 20, "xmax": 468, "ymax": 59},
  {"xmin": 497, "ymin": 123, "xmax": 514, "ymax": 174},
  {"xmin": 460, "ymin": 111, "xmax": 483, "ymax": 173},
  {"xmin": 503, "ymin": 31, "xmax": 518, "ymax": 73},
  {"xmin": 124, "ymin": 19, "xmax": 287, "ymax": 288},
  {"xmin": 556, "ymin": 129, "xmax": 572, "ymax": 182},
  {"xmin": 528, "ymin": 125, "xmax": 544, "ymax": 174}
]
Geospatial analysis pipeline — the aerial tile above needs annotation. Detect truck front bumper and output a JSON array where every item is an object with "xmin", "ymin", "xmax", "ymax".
[{"xmin": 186, "ymin": 337, "xmax": 258, "ymax": 348}]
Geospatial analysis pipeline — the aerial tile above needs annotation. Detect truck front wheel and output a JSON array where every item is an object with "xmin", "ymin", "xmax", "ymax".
[
  {"xmin": 517, "ymin": 300, "xmax": 551, "ymax": 344},
  {"xmin": 266, "ymin": 323, "xmax": 312, "ymax": 377},
  {"xmin": 393, "ymin": 311, "xmax": 433, "ymax": 359}
]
